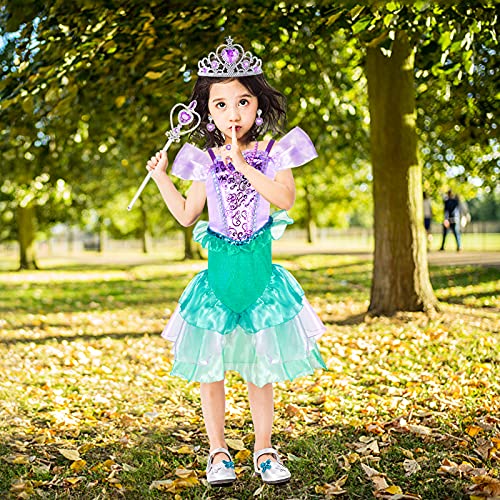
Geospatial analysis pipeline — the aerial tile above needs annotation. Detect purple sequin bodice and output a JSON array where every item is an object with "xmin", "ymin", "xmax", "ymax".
[
  {"xmin": 207, "ymin": 150, "xmax": 269, "ymax": 240},
  {"xmin": 170, "ymin": 126, "xmax": 319, "ymax": 240}
]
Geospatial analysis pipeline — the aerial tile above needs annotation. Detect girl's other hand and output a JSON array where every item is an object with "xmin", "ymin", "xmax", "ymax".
[
  {"xmin": 225, "ymin": 125, "xmax": 245, "ymax": 171},
  {"xmin": 146, "ymin": 151, "xmax": 168, "ymax": 180}
]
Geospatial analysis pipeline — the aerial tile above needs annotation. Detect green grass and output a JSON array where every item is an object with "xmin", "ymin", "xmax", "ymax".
[{"xmin": 0, "ymin": 255, "xmax": 499, "ymax": 499}]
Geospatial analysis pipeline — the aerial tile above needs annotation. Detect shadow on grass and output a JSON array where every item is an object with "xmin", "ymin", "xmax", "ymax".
[
  {"xmin": 0, "ymin": 329, "xmax": 162, "ymax": 346},
  {"xmin": 0, "ymin": 276, "xmax": 191, "ymax": 314}
]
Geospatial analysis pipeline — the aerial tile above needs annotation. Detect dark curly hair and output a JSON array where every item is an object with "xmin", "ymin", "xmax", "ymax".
[{"xmin": 189, "ymin": 74, "xmax": 286, "ymax": 149}]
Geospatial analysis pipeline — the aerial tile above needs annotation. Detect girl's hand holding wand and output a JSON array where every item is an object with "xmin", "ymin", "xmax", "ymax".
[
  {"xmin": 146, "ymin": 151, "xmax": 168, "ymax": 180},
  {"xmin": 127, "ymin": 100, "xmax": 200, "ymax": 211}
]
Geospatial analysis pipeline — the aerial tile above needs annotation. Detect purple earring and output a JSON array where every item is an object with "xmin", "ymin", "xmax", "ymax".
[
  {"xmin": 255, "ymin": 109, "xmax": 263, "ymax": 127},
  {"xmin": 206, "ymin": 115, "xmax": 216, "ymax": 132}
]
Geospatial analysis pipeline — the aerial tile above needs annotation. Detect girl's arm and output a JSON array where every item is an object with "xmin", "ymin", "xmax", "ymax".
[
  {"xmin": 226, "ymin": 127, "xmax": 295, "ymax": 210},
  {"xmin": 147, "ymin": 151, "xmax": 206, "ymax": 227},
  {"xmin": 235, "ymin": 164, "xmax": 295, "ymax": 210}
]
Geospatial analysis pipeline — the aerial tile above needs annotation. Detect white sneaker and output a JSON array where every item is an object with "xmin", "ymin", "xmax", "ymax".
[
  {"xmin": 206, "ymin": 447, "xmax": 236, "ymax": 487},
  {"xmin": 254, "ymin": 447, "xmax": 291, "ymax": 485}
]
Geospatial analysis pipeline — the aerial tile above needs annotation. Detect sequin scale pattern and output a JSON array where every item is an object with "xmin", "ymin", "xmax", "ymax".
[{"xmin": 211, "ymin": 149, "xmax": 269, "ymax": 241}]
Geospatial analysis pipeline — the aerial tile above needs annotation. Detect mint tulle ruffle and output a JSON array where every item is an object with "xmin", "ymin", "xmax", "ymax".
[
  {"xmin": 161, "ymin": 210, "xmax": 327, "ymax": 387},
  {"xmin": 164, "ymin": 315, "xmax": 326, "ymax": 387}
]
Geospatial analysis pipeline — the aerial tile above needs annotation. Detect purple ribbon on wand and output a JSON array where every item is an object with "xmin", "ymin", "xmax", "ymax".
[{"xmin": 127, "ymin": 100, "xmax": 201, "ymax": 211}]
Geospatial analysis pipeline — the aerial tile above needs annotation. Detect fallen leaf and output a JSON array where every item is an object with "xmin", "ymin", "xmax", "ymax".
[
  {"xmin": 226, "ymin": 439, "xmax": 246, "ymax": 451},
  {"xmin": 175, "ymin": 468, "xmax": 196, "ymax": 478},
  {"xmin": 235, "ymin": 449, "xmax": 252, "ymax": 462},
  {"xmin": 65, "ymin": 476, "xmax": 84, "ymax": 485},
  {"xmin": 372, "ymin": 475, "xmax": 389, "ymax": 491},
  {"xmin": 466, "ymin": 425, "xmax": 483, "ymax": 437},
  {"xmin": 149, "ymin": 479, "xmax": 173, "ymax": 490},
  {"xmin": 361, "ymin": 463, "xmax": 382, "ymax": 478},
  {"xmin": 408, "ymin": 424, "xmax": 433, "ymax": 436},
  {"xmin": 254, "ymin": 483, "xmax": 266, "ymax": 496},
  {"xmin": 122, "ymin": 463, "xmax": 138, "ymax": 472},
  {"xmin": 70, "ymin": 459, "xmax": 87, "ymax": 472},
  {"xmin": 385, "ymin": 485, "xmax": 403, "ymax": 494},
  {"xmin": 315, "ymin": 474, "xmax": 348, "ymax": 496},
  {"xmin": 59, "ymin": 449, "xmax": 81, "ymax": 461},
  {"xmin": 167, "ymin": 445, "xmax": 195, "ymax": 455},
  {"xmin": 403, "ymin": 459, "xmax": 421, "ymax": 476}
]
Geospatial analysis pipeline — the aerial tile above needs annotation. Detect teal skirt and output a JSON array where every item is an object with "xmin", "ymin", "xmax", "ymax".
[{"xmin": 162, "ymin": 210, "xmax": 327, "ymax": 387}]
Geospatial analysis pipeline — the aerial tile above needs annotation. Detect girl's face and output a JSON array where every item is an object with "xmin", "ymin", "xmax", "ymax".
[{"xmin": 208, "ymin": 79, "xmax": 258, "ymax": 144}]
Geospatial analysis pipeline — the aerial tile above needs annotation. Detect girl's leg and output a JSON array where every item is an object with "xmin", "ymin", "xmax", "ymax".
[
  {"xmin": 247, "ymin": 382, "xmax": 275, "ymax": 466},
  {"xmin": 200, "ymin": 380, "xmax": 228, "ymax": 464}
]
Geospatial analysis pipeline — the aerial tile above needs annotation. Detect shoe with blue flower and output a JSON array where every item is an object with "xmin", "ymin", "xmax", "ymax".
[
  {"xmin": 206, "ymin": 448, "xmax": 236, "ymax": 487},
  {"xmin": 254, "ymin": 448, "xmax": 291, "ymax": 485}
]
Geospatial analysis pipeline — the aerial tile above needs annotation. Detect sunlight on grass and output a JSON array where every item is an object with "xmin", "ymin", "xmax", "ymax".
[{"xmin": 0, "ymin": 255, "xmax": 499, "ymax": 499}]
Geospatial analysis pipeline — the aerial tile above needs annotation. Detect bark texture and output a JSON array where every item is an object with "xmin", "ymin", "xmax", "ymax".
[
  {"xmin": 366, "ymin": 31, "xmax": 438, "ymax": 315},
  {"xmin": 17, "ymin": 204, "xmax": 38, "ymax": 270}
]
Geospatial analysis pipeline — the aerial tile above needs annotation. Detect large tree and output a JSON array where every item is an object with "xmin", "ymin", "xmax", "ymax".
[
  {"xmin": 314, "ymin": 2, "xmax": 498, "ymax": 314},
  {"xmin": 1, "ymin": 1, "xmax": 497, "ymax": 318}
]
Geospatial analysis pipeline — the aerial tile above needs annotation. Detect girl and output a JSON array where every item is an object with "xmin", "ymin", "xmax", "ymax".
[{"xmin": 146, "ymin": 37, "xmax": 326, "ymax": 487}]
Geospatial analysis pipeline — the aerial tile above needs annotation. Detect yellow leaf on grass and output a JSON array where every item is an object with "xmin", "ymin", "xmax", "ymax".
[
  {"xmin": 70, "ymin": 459, "xmax": 87, "ymax": 472},
  {"xmin": 115, "ymin": 96, "xmax": 126, "ymax": 108},
  {"xmin": 235, "ymin": 449, "xmax": 252, "ymax": 462},
  {"xmin": 226, "ymin": 439, "xmax": 246, "ymax": 451},
  {"xmin": 65, "ymin": 477, "xmax": 83, "ymax": 485},
  {"xmin": 385, "ymin": 485, "xmax": 403, "ymax": 494},
  {"xmin": 167, "ymin": 477, "xmax": 199, "ymax": 492},
  {"xmin": 149, "ymin": 479, "xmax": 173, "ymax": 490},
  {"xmin": 79, "ymin": 443, "xmax": 94, "ymax": 454},
  {"xmin": 175, "ymin": 468, "xmax": 196, "ymax": 478},
  {"xmin": 176, "ymin": 445, "xmax": 195, "ymax": 455},
  {"xmin": 466, "ymin": 425, "xmax": 482, "ymax": 437},
  {"xmin": 59, "ymin": 449, "xmax": 80, "ymax": 461},
  {"xmin": 145, "ymin": 71, "xmax": 164, "ymax": 80}
]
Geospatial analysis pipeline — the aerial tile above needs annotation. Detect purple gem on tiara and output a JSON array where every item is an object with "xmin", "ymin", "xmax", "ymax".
[
  {"xmin": 222, "ymin": 48, "xmax": 239, "ymax": 64},
  {"xmin": 211, "ymin": 60, "xmax": 219, "ymax": 69},
  {"xmin": 242, "ymin": 60, "xmax": 249, "ymax": 69}
]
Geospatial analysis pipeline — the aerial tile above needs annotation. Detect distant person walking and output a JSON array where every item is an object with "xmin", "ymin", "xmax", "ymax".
[
  {"xmin": 440, "ymin": 190, "xmax": 461, "ymax": 251},
  {"xmin": 423, "ymin": 192, "xmax": 433, "ymax": 249}
]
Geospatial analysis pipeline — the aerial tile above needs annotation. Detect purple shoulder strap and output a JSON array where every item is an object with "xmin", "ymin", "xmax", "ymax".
[
  {"xmin": 207, "ymin": 148, "xmax": 216, "ymax": 162},
  {"xmin": 265, "ymin": 140, "xmax": 275, "ymax": 154}
]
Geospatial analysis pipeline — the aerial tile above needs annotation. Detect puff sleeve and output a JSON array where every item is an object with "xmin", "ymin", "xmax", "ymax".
[
  {"xmin": 170, "ymin": 143, "xmax": 210, "ymax": 181},
  {"xmin": 269, "ymin": 126, "xmax": 318, "ymax": 172}
]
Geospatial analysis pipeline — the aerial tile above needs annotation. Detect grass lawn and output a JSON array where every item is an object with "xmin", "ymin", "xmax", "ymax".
[{"xmin": 0, "ymin": 254, "xmax": 499, "ymax": 499}]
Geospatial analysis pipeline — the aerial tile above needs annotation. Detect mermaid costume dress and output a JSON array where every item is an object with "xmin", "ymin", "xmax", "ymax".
[{"xmin": 162, "ymin": 127, "xmax": 327, "ymax": 387}]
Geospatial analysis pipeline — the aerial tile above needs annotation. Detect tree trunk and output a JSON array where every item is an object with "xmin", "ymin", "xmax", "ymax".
[
  {"xmin": 366, "ymin": 31, "xmax": 437, "ymax": 315},
  {"xmin": 183, "ymin": 225, "xmax": 194, "ymax": 260},
  {"xmin": 304, "ymin": 183, "xmax": 314, "ymax": 244},
  {"xmin": 97, "ymin": 219, "xmax": 106, "ymax": 253},
  {"xmin": 17, "ymin": 204, "xmax": 38, "ymax": 270},
  {"xmin": 139, "ymin": 203, "xmax": 151, "ymax": 254}
]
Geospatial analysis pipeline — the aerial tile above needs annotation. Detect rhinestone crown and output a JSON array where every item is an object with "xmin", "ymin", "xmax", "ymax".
[{"xmin": 197, "ymin": 37, "xmax": 263, "ymax": 78}]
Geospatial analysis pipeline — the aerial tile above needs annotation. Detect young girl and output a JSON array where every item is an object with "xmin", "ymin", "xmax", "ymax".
[{"xmin": 146, "ymin": 37, "xmax": 326, "ymax": 487}]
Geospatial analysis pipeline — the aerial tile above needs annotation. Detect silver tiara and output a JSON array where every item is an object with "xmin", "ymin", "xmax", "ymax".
[{"xmin": 197, "ymin": 37, "xmax": 263, "ymax": 78}]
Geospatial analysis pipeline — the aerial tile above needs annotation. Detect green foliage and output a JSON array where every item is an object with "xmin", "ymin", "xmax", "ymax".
[
  {"xmin": 0, "ymin": 0, "xmax": 498, "ymax": 252},
  {"xmin": 468, "ymin": 190, "xmax": 500, "ymax": 222}
]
